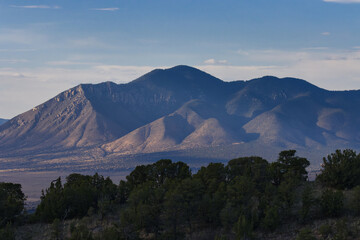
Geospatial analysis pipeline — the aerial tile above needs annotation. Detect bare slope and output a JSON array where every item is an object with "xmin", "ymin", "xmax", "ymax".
[{"xmin": 1, "ymin": 66, "xmax": 360, "ymax": 170}]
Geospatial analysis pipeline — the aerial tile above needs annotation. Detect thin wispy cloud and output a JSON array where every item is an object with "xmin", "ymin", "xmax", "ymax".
[
  {"xmin": 302, "ymin": 47, "xmax": 329, "ymax": 50},
  {"xmin": 321, "ymin": 32, "xmax": 331, "ymax": 36},
  {"xmin": 91, "ymin": 8, "xmax": 119, "ymax": 11},
  {"xmin": 323, "ymin": 0, "xmax": 360, "ymax": 3},
  {"xmin": 0, "ymin": 49, "xmax": 36, "ymax": 52},
  {"xmin": 203, "ymin": 58, "xmax": 228, "ymax": 65},
  {"xmin": 10, "ymin": 5, "xmax": 61, "ymax": 9},
  {"xmin": 46, "ymin": 61, "xmax": 98, "ymax": 66},
  {"xmin": 0, "ymin": 59, "xmax": 28, "ymax": 64}
]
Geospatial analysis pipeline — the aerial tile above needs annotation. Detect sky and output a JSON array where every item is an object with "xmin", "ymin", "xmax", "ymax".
[{"xmin": 1, "ymin": 0, "xmax": 360, "ymax": 118}]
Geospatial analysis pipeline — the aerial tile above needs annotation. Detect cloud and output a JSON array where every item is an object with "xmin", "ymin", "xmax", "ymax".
[
  {"xmin": 0, "ymin": 29, "xmax": 47, "ymax": 45},
  {"xmin": 91, "ymin": 8, "xmax": 119, "ymax": 11},
  {"xmin": 321, "ymin": 32, "xmax": 331, "ymax": 36},
  {"xmin": 3, "ymin": 48, "xmax": 360, "ymax": 118},
  {"xmin": 324, "ymin": 0, "xmax": 360, "ymax": 3},
  {"xmin": 204, "ymin": 59, "xmax": 216, "ymax": 64},
  {"xmin": 302, "ymin": 47, "xmax": 329, "ymax": 50},
  {"xmin": 46, "ymin": 61, "xmax": 98, "ymax": 66},
  {"xmin": 0, "ymin": 48, "xmax": 36, "ymax": 52},
  {"xmin": 10, "ymin": 5, "xmax": 61, "ymax": 9},
  {"xmin": 0, "ymin": 59, "xmax": 28, "ymax": 64},
  {"xmin": 200, "ymin": 48, "xmax": 360, "ymax": 91},
  {"xmin": 203, "ymin": 58, "xmax": 228, "ymax": 65}
]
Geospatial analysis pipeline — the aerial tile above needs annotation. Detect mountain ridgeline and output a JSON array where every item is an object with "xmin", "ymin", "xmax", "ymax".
[{"xmin": 0, "ymin": 65, "xmax": 360, "ymax": 171}]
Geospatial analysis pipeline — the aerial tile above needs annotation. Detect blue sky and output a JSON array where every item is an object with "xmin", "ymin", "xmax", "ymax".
[{"xmin": 1, "ymin": 0, "xmax": 360, "ymax": 118}]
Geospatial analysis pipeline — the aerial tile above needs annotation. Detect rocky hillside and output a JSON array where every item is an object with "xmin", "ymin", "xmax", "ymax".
[{"xmin": 1, "ymin": 65, "xmax": 360, "ymax": 171}]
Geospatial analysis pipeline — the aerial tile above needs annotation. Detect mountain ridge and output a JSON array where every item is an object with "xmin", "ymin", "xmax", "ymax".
[{"xmin": 1, "ymin": 65, "xmax": 359, "ymax": 171}]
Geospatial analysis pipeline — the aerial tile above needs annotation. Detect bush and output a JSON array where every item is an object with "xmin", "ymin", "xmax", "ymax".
[
  {"xmin": 318, "ymin": 223, "xmax": 332, "ymax": 239},
  {"xmin": 320, "ymin": 189, "xmax": 344, "ymax": 218},
  {"xmin": 234, "ymin": 215, "xmax": 254, "ymax": 240},
  {"xmin": 296, "ymin": 227, "xmax": 316, "ymax": 240},
  {"xmin": 69, "ymin": 223, "xmax": 93, "ymax": 240},
  {"xmin": 299, "ymin": 185, "xmax": 314, "ymax": 223},
  {"xmin": 351, "ymin": 186, "xmax": 360, "ymax": 215},
  {"xmin": 261, "ymin": 205, "xmax": 279, "ymax": 232},
  {"xmin": 317, "ymin": 149, "xmax": 360, "ymax": 189},
  {"xmin": 0, "ymin": 223, "xmax": 15, "ymax": 240}
]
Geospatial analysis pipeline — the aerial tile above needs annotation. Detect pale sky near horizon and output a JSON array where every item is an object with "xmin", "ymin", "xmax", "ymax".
[{"xmin": 1, "ymin": 0, "xmax": 360, "ymax": 118}]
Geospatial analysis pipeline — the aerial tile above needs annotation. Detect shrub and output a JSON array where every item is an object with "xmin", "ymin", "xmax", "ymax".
[
  {"xmin": 317, "ymin": 149, "xmax": 360, "ymax": 189},
  {"xmin": 320, "ymin": 189, "xmax": 344, "ymax": 218},
  {"xmin": 296, "ymin": 227, "xmax": 316, "ymax": 240}
]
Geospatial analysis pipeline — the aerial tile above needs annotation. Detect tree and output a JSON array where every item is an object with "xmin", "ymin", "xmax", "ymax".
[
  {"xmin": 161, "ymin": 186, "xmax": 186, "ymax": 240},
  {"xmin": 35, "ymin": 177, "xmax": 65, "ymax": 222},
  {"xmin": 194, "ymin": 163, "xmax": 227, "ymax": 226},
  {"xmin": 36, "ymin": 173, "xmax": 117, "ymax": 222},
  {"xmin": 317, "ymin": 149, "xmax": 360, "ymax": 189},
  {"xmin": 126, "ymin": 160, "xmax": 191, "ymax": 188},
  {"xmin": 269, "ymin": 150, "xmax": 310, "ymax": 186},
  {"xmin": 226, "ymin": 157, "xmax": 269, "ymax": 189},
  {"xmin": 0, "ymin": 182, "xmax": 26, "ymax": 227},
  {"xmin": 261, "ymin": 205, "xmax": 280, "ymax": 232},
  {"xmin": 123, "ymin": 182, "xmax": 165, "ymax": 238}
]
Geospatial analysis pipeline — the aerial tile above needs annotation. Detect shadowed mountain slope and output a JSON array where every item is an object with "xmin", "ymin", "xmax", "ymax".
[
  {"xmin": 1, "ymin": 66, "xmax": 360, "ymax": 170},
  {"xmin": 0, "ymin": 119, "xmax": 7, "ymax": 125}
]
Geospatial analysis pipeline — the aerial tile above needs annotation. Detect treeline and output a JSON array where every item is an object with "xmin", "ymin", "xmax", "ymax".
[{"xmin": 1, "ymin": 149, "xmax": 360, "ymax": 239}]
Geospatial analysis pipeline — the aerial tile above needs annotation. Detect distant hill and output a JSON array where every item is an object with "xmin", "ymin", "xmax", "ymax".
[
  {"xmin": 0, "ymin": 119, "xmax": 7, "ymax": 125},
  {"xmin": 1, "ymin": 65, "xmax": 360, "ymax": 172}
]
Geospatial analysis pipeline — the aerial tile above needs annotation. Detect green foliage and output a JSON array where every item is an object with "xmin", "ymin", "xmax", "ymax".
[
  {"xmin": 261, "ymin": 205, "xmax": 280, "ymax": 232},
  {"xmin": 299, "ymin": 185, "xmax": 315, "ymax": 223},
  {"xmin": 320, "ymin": 189, "xmax": 344, "ymax": 218},
  {"xmin": 126, "ymin": 159, "xmax": 191, "ymax": 188},
  {"xmin": 295, "ymin": 227, "xmax": 316, "ymax": 240},
  {"xmin": 94, "ymin": 226, "xmax": 124, "ymax": 240},
  {"xmin": 226, "ymin": 157, "xmax": 269, "ymax": 186},
  {"xmin": 0, "ymin": 223, "xmax": 15, "ymax": 240},
  {"xmin": 351, "ymin": 186, "xmax": 360, "ymax": 215},
  {"xmin": 161, "ymin": 187, "xmax": 186, "ymax": 239},
  {"xmin": 214, "ymin": 235, "xmax": 230, "ymax": 240},
  {"xmin": 334, "ymin": 219, "xmax": 349, "ymax": 240},
  {"xmin": 317, "ymin": 149, "xmax": 360, "ymax": 189},
  {"xmin": 318, "ymin": 223, "xmax": 332, "ymax": 239},
  {"xmin": 36, "ymin": 174, "xmax": 117, "ymax": 222},
  {"xmin": 69, "ymin": 223, "xmax": 93, "ymax": 240},
  {"xmin": 123, "ymin": 181, "xmax": 164, "ymax": 236},
  {"xmin": 0, "ymin": 182, "xmax": 26, "ymax": 227},
  {"xmin": 234, "ymin": 215, "xmax": 253, "ymax": 240},
  {"xmin": 15, "ymin": 150, "xmax": 360, "ymax": 239},
  {"xmin": 51, "ymin": 218, "xmax": 62, "ymax": 240},
  {"xmin": 270, "ymin": 150, "xmax": 310, "ymax": 186}
]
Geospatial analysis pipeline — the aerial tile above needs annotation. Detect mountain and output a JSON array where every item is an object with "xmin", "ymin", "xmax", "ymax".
[
  {"xmin": 0, "ymin": 118, "xmax": 7, "ymax": 125},
  {"xmin": 1, "ymin": 65, "xmax": 360, "ymax": 172}
]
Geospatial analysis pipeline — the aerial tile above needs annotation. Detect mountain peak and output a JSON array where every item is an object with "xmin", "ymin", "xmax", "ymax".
[
  {"xmin": 246, "ymin": 75, "xmax": 323, "ymax": 94},
  {"xmin": 131, "ymin": 65, "xmax": 223, "ymax": 87}
]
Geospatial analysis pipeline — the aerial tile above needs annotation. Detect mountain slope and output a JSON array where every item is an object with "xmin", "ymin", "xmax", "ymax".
[
  {"xmin": 1, "ymin": 65, "xmax": 360, "ymax": 171},
  {"xmin": 0, "ymin": 118, "xmax": 7, "ymax": 125}
]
